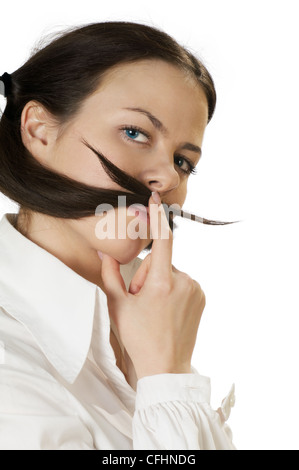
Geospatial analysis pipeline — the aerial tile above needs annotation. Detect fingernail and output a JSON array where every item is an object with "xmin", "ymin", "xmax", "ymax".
[
  {"xmin": 151, "ymin": 191, "xmax": 161, "ymax": 205},
  {"xmin": 97, "ymin": 250, "xmax": 103, "ymax": 260}
]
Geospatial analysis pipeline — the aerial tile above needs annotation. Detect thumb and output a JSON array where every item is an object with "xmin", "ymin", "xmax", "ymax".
[
  {"xmin": 98, "ymin": 251, "xmax": 127, "ymax": 300},
  {"xmin": 129, "ymin": 253, "xmax": 152, "ymax": 294}
]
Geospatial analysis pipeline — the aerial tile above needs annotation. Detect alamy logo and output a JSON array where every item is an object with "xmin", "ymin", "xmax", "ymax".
[{"xmin": 94, "ymin": 196, "xmax": 182, "ymax": 240}]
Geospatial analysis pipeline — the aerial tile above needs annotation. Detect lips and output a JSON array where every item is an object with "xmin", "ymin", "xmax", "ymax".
[{"xmin": 137, "ymin": 208, "xmax": 150, "ymax": 222}]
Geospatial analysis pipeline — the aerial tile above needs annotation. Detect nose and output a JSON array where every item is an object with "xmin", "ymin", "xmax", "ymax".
[{"xmin": 140, "ymin": 159, "xmax": 180, "ymax": 194}]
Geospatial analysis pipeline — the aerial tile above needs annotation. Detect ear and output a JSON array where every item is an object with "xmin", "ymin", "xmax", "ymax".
[{"xmin": 20, "ymin": 101, "xmax": 57, "ymax": 163}]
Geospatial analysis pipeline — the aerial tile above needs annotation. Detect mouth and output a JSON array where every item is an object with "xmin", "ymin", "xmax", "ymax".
[
  {"xmin": 136, "ymin": 207, "xmax": 150, "ymax": 223},
  {"xmin": 127, "ymin": 202, "xmax": 175, "ymax": 227},
  {"xmin": 127, "ymin": 205, "xmax": 150, "ymax": 223}
]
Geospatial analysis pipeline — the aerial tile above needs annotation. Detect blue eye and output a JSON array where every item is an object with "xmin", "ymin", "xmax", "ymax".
[
  {"xmin": 121, "ymin": 126, "xmax": 149, "ymax": 143},
  {"xmin": 120, "ymin": 125, "xmax": 197, "ymax": 176},
  {"xmin": 125, "ymin": 129, "xmax": 139, "ymax": 140}
]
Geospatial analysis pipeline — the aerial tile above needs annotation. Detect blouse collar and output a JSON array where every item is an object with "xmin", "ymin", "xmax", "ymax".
[{"xmin": 0, "ymin": 213, "xmax": 140, "ymax": 385}]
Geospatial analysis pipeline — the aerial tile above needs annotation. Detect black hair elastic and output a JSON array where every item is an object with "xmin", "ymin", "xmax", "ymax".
[{"xmin": 0, "ymin": 72, "xmax": 12, "ymax": 97}]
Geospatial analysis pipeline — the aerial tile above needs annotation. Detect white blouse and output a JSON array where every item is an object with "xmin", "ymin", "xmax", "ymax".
[{"xmin": 0, "ymin": 213, "xmax": 236, "ymax": 450}]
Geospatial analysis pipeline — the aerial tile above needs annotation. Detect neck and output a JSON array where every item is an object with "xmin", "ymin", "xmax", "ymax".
[{"xmin": 16, "ymin": 209, "xmax": 105, "ymax": 291}]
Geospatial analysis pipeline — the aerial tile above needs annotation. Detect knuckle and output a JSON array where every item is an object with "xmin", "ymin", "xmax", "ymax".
[
  {"xmin": 200, "ymin": 289, "xmax": 206, "ymax": 307},
  {"xmin": 192, "ymin": 279, "xmax": 202, "ymax": 291},
  {"xmin": 191, "ymin": 280, "xmax": 206, "ymax": 305},
  {"xmin": 175, "ymin": 273, "xmax": 206, "ymax": 302},
  {"xmin": 153, "ymin": 277, "xmax": 173, "ymax": 295},
  {"xmin": 177, "ymin": 272, "xmax": 194, "ymax": 291}
]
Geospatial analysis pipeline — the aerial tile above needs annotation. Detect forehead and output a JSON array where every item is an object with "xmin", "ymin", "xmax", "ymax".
[{"xmin": 83, "ymin": 59, "xmax": 209, "ymax": 132}]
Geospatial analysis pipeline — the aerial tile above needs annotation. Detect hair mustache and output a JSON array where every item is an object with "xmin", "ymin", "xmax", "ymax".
[
  {"xmin": 81, "ymin": 137, "xmax": 238, "ymax": 227},
  {"xmin": 81, "ymin": 138, "xmax": 152, "ymax": 202}
]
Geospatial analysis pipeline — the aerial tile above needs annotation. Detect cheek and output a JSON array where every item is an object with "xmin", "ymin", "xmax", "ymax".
[
  {"xmin": 95, "ymin": 209, "xmax": 152, "ymax": 263},
  {"xmin": 52, "ymin": 133, "xmax": 112, "ymax": 188},
  {"xmin": 68, "ymin": 209, "xmax": 152, "ymax": 262},
  {"xmin": 94, "ymin": 209, "xmax": 150, "ymax": 242},
  {"xmin": 168, "ymin": 183, "xmax": 188, "ymax": 208}
]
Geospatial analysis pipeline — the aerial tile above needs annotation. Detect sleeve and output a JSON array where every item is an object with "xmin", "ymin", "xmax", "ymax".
[{"xmin": 132, "ymin": 369, "xmax": 236, "ymax": 450}]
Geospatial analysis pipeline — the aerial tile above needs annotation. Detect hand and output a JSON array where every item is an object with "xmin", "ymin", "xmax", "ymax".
[{"xmin": 99, "ymin": 192, "xmax": 206, "ymax": 380}]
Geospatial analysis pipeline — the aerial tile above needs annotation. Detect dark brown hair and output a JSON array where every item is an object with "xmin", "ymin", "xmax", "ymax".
[{"xmin": 0, "ymin": 21, "xmax": 216, "ymax": 229}]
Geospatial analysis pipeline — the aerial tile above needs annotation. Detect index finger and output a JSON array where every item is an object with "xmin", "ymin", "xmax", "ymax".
[{"xmin": 147, "ymin": 192, "xmax": 173, "ymax": 280}]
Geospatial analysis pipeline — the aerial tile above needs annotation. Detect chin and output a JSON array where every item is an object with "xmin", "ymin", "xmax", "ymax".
[{"xmin": 110, "ymin": 238, "xmax": 151, "ymax": 265}]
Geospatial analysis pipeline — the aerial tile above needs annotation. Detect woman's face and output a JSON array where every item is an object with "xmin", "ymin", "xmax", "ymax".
[{"xmin": 37, "ymin": 59, "xmax": 209, "ymax": 264}]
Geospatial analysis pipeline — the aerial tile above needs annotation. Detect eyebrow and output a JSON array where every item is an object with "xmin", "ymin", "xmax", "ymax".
[{"xmin": 122, "ymin": 107, "xmax": 202, "ymax": 158}]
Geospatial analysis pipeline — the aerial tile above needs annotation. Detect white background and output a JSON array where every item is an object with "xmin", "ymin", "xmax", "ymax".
[{"xmin": 1, "ymin": 0, "xmax": 298, "ymax": 450}]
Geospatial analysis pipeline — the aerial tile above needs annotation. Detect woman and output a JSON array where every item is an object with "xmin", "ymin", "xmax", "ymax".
[{"xmin": 0, "ymin": 21, "xmax": 235, "ymax": 450}]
